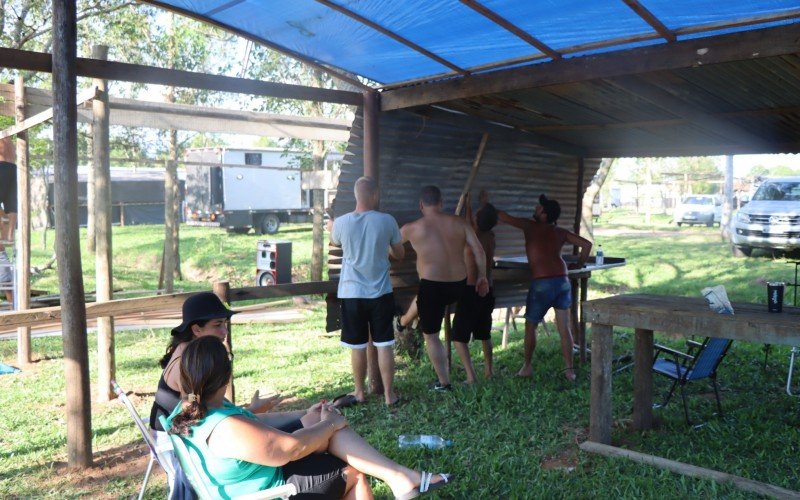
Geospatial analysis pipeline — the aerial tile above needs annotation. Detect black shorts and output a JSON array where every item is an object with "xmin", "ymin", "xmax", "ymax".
[
  {"xmin": 0, "ymin": 162, "xmax": 17, "ymax": 214},
  {"xmin": 417, "ymin": 278, "xmax": 467, "ymax": 334},
  {"xmin": 340, "ymin": 292, "xmax": 395, "ymax": 348},
  {"xmin": 452, "ymin": 287, "xmax": 495, "ymax": 343},
  {"xmin": 282, "ymin": 453, "xmax": 348, "ymax": 498}
]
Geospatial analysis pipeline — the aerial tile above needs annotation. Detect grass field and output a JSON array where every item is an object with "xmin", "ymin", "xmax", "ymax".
[{"xmin": 1, "ymin": 214, "xmax": 799, "ymax": 498}]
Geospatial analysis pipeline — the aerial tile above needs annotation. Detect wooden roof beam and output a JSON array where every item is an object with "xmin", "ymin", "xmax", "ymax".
[
  {"xmin": 0, "ymin": 47, "xmax": 362, "ymax": 105},
  {"xmin": 621, "ymin": 0, "xmax": 676, "ymax": 42},
  {"xmin": 314, "ymin": 0, "xmax": 467, "ymax": 75},
  {"xmin": 459, "ymin": 0, "xmax": 561, "ymax": 60},
  {"xmin": 0, "ymin": 86, "xmax": 98, "ymax": 139},
  {"xmin": 380, "ymin": 23, "xmax": 800, "ymax": 111}
]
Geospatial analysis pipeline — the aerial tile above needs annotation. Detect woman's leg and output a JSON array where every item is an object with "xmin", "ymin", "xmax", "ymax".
[{"xmin": 327, "ymin": 427, "xmax": 442, "ymax": 497}]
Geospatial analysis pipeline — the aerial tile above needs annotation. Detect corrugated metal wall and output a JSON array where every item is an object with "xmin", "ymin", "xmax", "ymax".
[{"xmin": 329, "ymin": 107, "xmax": 600, "ymax": 318}]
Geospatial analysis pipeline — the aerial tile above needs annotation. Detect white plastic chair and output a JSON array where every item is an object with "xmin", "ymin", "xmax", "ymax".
[
  {"xmin": 158, "ymin": 416, "xmax": 297, "ymax": 500},
  {"xmin": 111, "ymin": 379, "xmax": 176, "ymax": 500}
]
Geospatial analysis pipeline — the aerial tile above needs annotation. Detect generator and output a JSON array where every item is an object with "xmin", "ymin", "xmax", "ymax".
[{"xmin": 256, "ymin": 240, "xmax": 292, "ymax": 286}]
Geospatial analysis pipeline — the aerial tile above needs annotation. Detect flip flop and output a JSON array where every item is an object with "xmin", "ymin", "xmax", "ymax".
[
  {"xmin": 332, "ymin": 394, "xmax": 361, "ymax": 409},
  {"xmin": 395, "ymin": 472, "xmax": 454, "ymax": 500}
]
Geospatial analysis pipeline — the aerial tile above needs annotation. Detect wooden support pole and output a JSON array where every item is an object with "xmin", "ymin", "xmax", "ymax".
[
  {"xmin": 362, "ymin": 91, "xmax": 380, "ymax": 182},
  {"xmin": 14, "ymin": 76, "xmax": 31, "ymax": 365},
  {"xmin": 579, "ymin": 441, "xmax": 800, "ymax": 499},
  {"xmin": 589, "ymin": 323, "xmax": 613, "ymax": 444},
  {"xmin": 633, "ymin": 328, "xmax": 654, "ymax": 431},
  {"xmin": 214, "ymin": 281, "xmax": 235, "ymax": 403},
  {"xmin": 93, "ymin": 45, "xmax": 114, "ymax": 402},
  {"xmin": 53, "ymin": 0, "xmax": 92, "ymax": 468}
]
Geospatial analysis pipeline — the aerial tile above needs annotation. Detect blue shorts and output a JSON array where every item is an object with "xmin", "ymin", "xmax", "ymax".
[{"xmin": 525, "ymin": 277, "xmax": 572, "ymax": 322}]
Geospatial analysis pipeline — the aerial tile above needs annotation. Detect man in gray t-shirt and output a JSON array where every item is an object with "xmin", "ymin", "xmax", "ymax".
[{"xmin": 330, "ymin": 176, "xmax": 404, "ymax": 406}]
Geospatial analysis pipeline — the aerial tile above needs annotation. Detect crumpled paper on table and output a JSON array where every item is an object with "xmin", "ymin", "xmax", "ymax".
[{"xmin": 702, "ymin": 285, "xmax": 734, "ymax": 315}]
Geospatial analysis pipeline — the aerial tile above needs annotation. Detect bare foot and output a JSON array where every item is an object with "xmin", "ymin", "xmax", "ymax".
[
  {"xmin": 484, "ymin": 368, "xmax": 493, "ymax": 379},
  {"xmin": 517, "ymin": 365, "xmax": 533, "ymax": 377},
  {"xmin": 461, "ymin": 378, "xmax": 476, "ymax": 385},
  {"xmin": 565, "ymin": 370, "xmax": 576, "ymax": 382}
]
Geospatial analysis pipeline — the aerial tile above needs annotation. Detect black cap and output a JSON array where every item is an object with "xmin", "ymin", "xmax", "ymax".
[
  {"xmin": 171, "ymin": 292, "xmax": 238, "ymax": 336},
  {"xmin": 538, "ymin": 194, "xmax": 561, "ymax": 223}
]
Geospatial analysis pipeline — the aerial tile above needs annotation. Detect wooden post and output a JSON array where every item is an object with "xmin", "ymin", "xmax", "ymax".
[
  {"xmin": 214, "ymin": 281, "xmax": 235, "ymax": 403},
  {"xmin": 633, "ymin": 328, "xmax": 654, "ymax": 431},
  {"xmin": 589, "ymin": 323, "xmax": 613, "ymax": 444},
  {"xmin": 573, "ymin": 157, "xmax": 585, "ymax": 239},
  {"xmin": 14, "ymin": 76, "xmax": 31, "ymax": 365},
  {"xmin": 721, "ymin": 155, "xmax": 734, "ymax": 240},
  {"xmin": 362, "ymin": 90, "xmax": 383, "ymax": 395},
  {"xmin": 53, "ymin": 0, "xmax": 92, "ymax": 468},
  {"xmin": 93, "ymin": 44, "xmax": 114, "ymax": 402},
  {"xmin": 362, "ymin": 91, "xmax": 379, "ymax": 182}
]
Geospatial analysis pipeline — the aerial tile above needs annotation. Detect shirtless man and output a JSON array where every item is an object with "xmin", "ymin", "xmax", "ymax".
[
  {"xmin": 0, "ymin": 138, "xmax": 17, "ymax": 303},
  {"xmin": 401, "ymin": 186, "xmax": 489, "ymax": 390},
  {"xmin": 498, "ymin": 194, "xmax": 592, "ymax": 381}
]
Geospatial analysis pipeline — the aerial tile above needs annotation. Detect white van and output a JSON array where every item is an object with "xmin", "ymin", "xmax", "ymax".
[
  {"xmin": 674, "ymin": 195, "xmax": 721, "ymax": 227},
  {"xmin": 731, "ymin": 177, "xmax": 800, "ymax": 256}
]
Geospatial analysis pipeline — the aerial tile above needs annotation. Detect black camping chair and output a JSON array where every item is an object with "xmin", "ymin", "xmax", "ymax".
[{"xmin": 652, "ymin": 337, "xmax": 733, "ymax": 425}]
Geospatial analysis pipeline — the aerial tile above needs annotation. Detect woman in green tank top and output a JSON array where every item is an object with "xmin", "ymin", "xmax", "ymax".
[{"xmin": 167, "ymin": 336, "xmax": 454, "ymax": 499}]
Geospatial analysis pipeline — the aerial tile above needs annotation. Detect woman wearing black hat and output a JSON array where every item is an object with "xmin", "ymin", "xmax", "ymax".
[{"xmin": 150, "ymin": 292, "xmax": 298, "ymax": 434}]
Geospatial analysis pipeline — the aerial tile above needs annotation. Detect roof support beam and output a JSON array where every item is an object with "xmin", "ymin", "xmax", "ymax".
[
  {"xmin": 0, "ymin": 86, "xmax": 98, "ymax": 139},
  {"xmin": 380, "ymin": 23, "xmax": 800, "ymax": 111},
  {"xmin": 315, "ymin": 0, "xmax": 467, "ymax": 75},
  {"xmin": 459, "ymin": 0, "xmax": 561, "ymax": 59},
  {"xmin": 0, "ymin": 47, "xmax": 362, "ymax": 105},
  {"xmin": 621, "ymin": 0, "xmax": 676, "ymax": 42}
]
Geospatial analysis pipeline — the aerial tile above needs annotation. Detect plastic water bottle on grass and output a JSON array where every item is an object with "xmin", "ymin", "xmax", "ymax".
[{"xmin": 398, "ymin": 435, "xmax": 452, "ymax": 449}]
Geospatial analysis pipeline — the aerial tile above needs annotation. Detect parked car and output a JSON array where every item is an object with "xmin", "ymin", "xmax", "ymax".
[
  {"xmin": 731, "ymin": 177, "xmax": 800, "ymax": 257},
  {"xmin": 674, "ymin": 195, "xmax": 721, "ymax": 227}
]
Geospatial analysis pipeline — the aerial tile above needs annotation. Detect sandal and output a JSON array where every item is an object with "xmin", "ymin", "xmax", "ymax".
[{"xmin": 394, "ymin": 472, "xmax": 454, "ymax": 500}]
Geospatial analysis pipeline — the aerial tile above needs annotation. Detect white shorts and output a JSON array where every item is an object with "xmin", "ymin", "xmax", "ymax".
[{"xmin": 0, "ymin": 250, "xmax": 12, "ymax": 284}]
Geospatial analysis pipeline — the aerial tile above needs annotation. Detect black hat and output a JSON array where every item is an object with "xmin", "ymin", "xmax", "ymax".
[
  {"xmin": 538, "ymin": 194, "xmax": 561, "ymax": 223},
  {"xmin": 171, "ymin": 292, "xmax": 238, "ymax": 336}
]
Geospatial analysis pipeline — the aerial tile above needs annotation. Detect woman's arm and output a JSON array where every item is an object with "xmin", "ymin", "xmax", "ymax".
[{"xmin": 208, "ymin": 405, "xmax": 346, "ymax": 467}]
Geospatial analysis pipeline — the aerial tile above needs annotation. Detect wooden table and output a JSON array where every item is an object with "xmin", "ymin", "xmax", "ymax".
[
  {"xmin": 583, "ymin": 294, "xmax": 800, "ymax": 444},
  {"xmin": 495, "ymin": 255, "xmax": 626, "ymax": 362}
]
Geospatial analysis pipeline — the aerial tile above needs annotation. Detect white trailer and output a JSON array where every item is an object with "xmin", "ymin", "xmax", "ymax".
[{"xmin": 184, "ymin": 148, "xmax": 310, "ymax": 234}]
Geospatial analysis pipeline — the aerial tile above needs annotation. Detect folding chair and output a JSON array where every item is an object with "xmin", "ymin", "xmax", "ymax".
[
  {"xmin": 158, "ymin": 416, "xmax": 297, "ymax": 500},
  {"xmin": 111, "ymin": 379, "xmax": 176, "ymax": 500},
  {"xmin": 652, "ymin": 337, "xmax": 733, "ymax": 425}
]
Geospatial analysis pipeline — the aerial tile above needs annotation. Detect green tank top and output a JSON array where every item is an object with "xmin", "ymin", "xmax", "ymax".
[{"xmin": 165, "ymin": 401, "xmax": 284, "ymax": 499}]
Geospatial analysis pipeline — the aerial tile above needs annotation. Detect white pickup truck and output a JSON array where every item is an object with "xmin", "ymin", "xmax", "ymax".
[
  {"xmin": 731, "ymin": 177, "xmax": 800, "ymax": 256},
  {"xmin": 674, "ymin": 195, "xmax": 722, "ymax": 227}
]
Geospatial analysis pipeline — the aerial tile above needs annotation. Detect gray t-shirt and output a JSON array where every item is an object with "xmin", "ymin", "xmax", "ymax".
[{"xmin": 331, "ymin": 210, "xmax": 401, "ymax": 299}]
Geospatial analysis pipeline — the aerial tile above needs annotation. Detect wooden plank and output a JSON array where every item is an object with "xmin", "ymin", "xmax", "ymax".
[
  {"xmin": 584, "ymin": 294, "xmax": 800, "ymax": 345},
  {"xmin": 215, "ymin": 281, "xmax": 234, "ymax": 404},
  {"xmin": 454, "ymin": 132, "xmax": 489, "ymax": 215},
  {"xmin": 589, "ymin": 323, "xmax": 613, "ymax": 444},
  {"xmin": 381, "ymin": 23, "xmax": 800, "ymax": 111},
  {"xmin": 0, "ymin": 47, "xmax": 362, "ymax": 105},
  {"xmin": 0, "ymin": 87, "xmax": 97, "ymax": 139},
  {"xmin": 363, "ymin": 91, "xmax": 380, "ymax": 183},
  {"xmin": 633, "ymin": 328, "xmax": 654, "ymax": 431},
  {"xmin": 580, "ymin": 441, "xmax": 800, "ymax": 499}
]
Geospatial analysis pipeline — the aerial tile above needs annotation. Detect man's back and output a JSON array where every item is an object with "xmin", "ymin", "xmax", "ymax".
[
  {"xmin": 332, "ymin": 210, "xmax": 401, "ymax": 298},
  {"xmin": 404, "ymin": 212, "xmax": 469, "ymax": 282}
]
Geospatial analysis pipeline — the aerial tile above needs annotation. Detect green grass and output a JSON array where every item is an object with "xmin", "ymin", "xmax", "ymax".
[{"xmin": 1, "ymin": 218, "xmax": 799, "ymax": 497}]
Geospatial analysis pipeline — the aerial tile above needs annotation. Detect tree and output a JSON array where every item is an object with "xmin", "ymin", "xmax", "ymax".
[{"xmin": 580, "ymin": 158, "xmax": 615, "ymax": 242}]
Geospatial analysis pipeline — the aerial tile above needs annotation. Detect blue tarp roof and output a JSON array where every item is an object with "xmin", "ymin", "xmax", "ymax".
[{"xmin": 149, "ymin": 0, "xmax": 800, "ymax": 86}]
